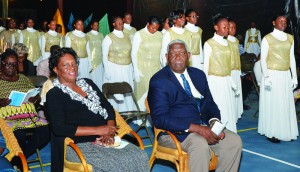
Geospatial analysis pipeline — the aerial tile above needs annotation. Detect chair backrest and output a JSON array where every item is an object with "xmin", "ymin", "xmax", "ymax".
[
  {"xmin": 27, "ymin": 76, "xmax": 48, "ymax": 88},
  {"xmin": 102, "ymin": 82, "xmax": 133, "ymax": 96},
  {"xmin": 102, "ymin": 82, "xmax": 141, "ymax": 112},
  {"xmin": 241, "ymin": 53, "xmax": 256, "ymax": 72}
]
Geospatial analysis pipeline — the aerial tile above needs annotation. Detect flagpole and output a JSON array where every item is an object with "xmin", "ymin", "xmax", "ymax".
[{"xmin": 57, "ymin": 0, "xmax": 63, "ymax": 19}]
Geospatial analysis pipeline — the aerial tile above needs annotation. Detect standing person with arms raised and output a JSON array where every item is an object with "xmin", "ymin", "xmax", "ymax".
[
  {"xmin": 227, "ymin": 17, "xmax": 243, "ymax": 121},
  {"xmin": 160, "ymin": 9, "xmax": 192, "ymax": 67},
  {"xmin": 203, "ymin": 14, "xmax": 238, "ymax": 133},
  {"xmin": 19, "ymin": 18, "xmax": 42, "ymax": 67},
  {"xmin": 65, "ymin": 19, "xmax": 90, "ymax": 79},
  {"xmin": 102, "ymin": 16, "xmax": 135, "ymax": 112},
  {"xmin": 148, "ymin": 39, "xmax": 242, "ymax": 172},
  {"xmin": 244, "ymin": 22, "xmax": 261, "ymax": 57},
  {"xmin": 184, "ymin": 9, "xmax": 204, "ymax": 70},
  {"xmin": 131, "ymin": 16, "xmax": 162, "ymax": 111},
  {"xmin": 86, "ymin": 20, "xmax": 104, "ymax": 89},
  {"xmin": 258, "ymin": 14, "xmax": 298, "ymax": 143}
]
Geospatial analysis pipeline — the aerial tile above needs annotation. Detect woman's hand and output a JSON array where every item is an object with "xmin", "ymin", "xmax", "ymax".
[
  {"xmin": 96, "ymin": 125, "xmax": 117, "ymax": 136},
  {"xmin": 0, "ymin": 98, "xmax": 11, "ymax": 107},
  {"xmin": 28, "ymin": 94, "xmax": 41, "ymax": 104}
]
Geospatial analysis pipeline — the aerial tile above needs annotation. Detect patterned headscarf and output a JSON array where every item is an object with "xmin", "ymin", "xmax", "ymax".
[{"xmin": 12, "ymin": 43, "xmax": 29, "ymax": 56}]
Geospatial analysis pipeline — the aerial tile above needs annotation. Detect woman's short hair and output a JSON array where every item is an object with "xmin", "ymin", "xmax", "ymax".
[
  {"xmin": 185, "ymin": 9, "xmax": 196, "ymax": 17},
  {"xmin": 272, "ymin": 13, "xmax": 287, "ymax": 22},
  {"xmin": 212, "ymin": 13, "xmax": 227, "ymax": 26},
  {"xmin": 0, "ymin": 48, "xmax": 18, "ymax": 63},
  {"xmin": 147, "ymin": 16, "xmax": 160, "ymax": 25},
  {"xmin": 111, "ymin": 16, "xmax": 122, "ymax": 24},
  {"xmin": 49, "ymin": 47, "xmax": 79, "ymax": 74},
  {"xmin": 169, "ymin": 9, "xmax": 185, "ymax": 21}
]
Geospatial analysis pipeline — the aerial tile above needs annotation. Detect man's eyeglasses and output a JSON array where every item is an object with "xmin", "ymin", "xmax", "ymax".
[{"xmin": 1, "ymin": 62, "xmax": 18, "ymax": 68}]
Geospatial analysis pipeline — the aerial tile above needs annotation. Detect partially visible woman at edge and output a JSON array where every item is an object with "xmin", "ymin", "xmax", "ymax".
[
  {"xmin": 258, "ymin": 14, "xmax": 298, "ymax": 143},
  {"xmin": 46, "ymin": 47, "xmax": 149, "ymax": 172},
  {"xmin": 0, "ymin": 49, "xmax": 49, "ymax": 170}
]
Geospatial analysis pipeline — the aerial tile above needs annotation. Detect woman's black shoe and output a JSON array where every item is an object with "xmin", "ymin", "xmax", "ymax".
[{"xmin": 267, "ymin": 137, "xmax": 280, "ymax": 143}]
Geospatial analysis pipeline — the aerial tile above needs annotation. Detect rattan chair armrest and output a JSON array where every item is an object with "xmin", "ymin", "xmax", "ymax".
[
  {"xmin": 18, "ymin": 152, "xmax": 28, "ymax": 172},
  {"xmin": 129, "ymin": 130, "xmax": 145, "ymax": 150},
  {"xmin": 65, "ymin": 137, "xmax": 89, "ymax": 172},
  {"xmin": 163, "ymin": 130, "xmax": 184, "ymax": 157}
]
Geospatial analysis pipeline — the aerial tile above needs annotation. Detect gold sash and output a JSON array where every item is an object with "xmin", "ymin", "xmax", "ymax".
[
  {"xmin": 190, "ymin": 28, "xmax": 203, "ymax": 55},
  {"xmin": 246, "ymin": 29, "xmax": 260, "ymax": 50}
]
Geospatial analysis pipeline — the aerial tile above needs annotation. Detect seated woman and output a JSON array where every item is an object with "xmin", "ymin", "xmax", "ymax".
[
  {"xmin": 11, "ymin": 43, "xmax": 36, "ymax": 76},
  {"xmin": 46, "ymin": 47, "xmax": 149, "ymax": 172},
  {"xmin": 0, "ymin": 49, "xmax": 49, "ymax": 169}
]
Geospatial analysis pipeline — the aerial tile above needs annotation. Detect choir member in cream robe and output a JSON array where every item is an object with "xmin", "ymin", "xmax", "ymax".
[
  {"xmin": 160, "ymin": 9, "xmax": 192, "ymax": 67},
  {"xmin": 131, "ymin": 16, "xmax": 162, "ymax": 112},
  {"xmin": 244, "ymin": 22, "xmax": 261, "ymax": 57},
  {"xmin": 19, "ymin": 18, "xmax": 42, "ymax": 66},
  {"xmin": 258, "ymin": 15, "xmax": 298, "ymax": 142},
  {"xmin": 0, "ymin": 19, "xmax": 19, "ymax": 53},
  {"xmin": 40, "ymin": 20, "xmax": 62, "ymax": 61},
  {"xmin": 102, "ymin": 16, "xmax": 135, "ymax": 112},
  {"xmin": 161, "ymin": 17, "xmax": 171, "ymax": 35},
  {"xmin": 65, "ymin": 19, "xmax": 90, "ymax": 78},
  {"xmin": 184, "ymin": 9, "xmax": 204, "ymax": 70},
  {"xmin": 227, "ymin": 18, "xmax": 243, "ymax": 121},
  {"xmin": 123, "ymin": 12, "xmax": 137, "ymax": 42},
  {"xmin": 86, "ymin": 20, "xmax": 104, "ymax": 90},
  {"xmin": 203, "ymin": 14, "xmax": 238, "ymax": 133}
]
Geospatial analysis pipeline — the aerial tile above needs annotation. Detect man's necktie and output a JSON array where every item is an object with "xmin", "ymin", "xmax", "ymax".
[
  {"xmin": 180, "ymin": 74, "xmax": 201, "ymax": 112},
  {"xmin": 180, "ymin": 74, "xmax": 193, "ymax": 97}
]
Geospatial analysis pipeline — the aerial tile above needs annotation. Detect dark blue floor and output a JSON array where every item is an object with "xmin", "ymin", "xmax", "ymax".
[{"xmin": 30, "ymin": 93, "xmax": 300, "ymax": 172}]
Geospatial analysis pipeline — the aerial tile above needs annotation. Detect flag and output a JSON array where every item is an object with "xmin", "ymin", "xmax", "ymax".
[
  {"xmin": 53, "ymin": 9, "xmax": 66, "ymax": 35},
  {"xmin": 99, "ymin": 13, "xmax": 110, "ymax": 36},
  {"xmin": 67, "ymin": 13, "xmax": 74, "ymax": 31},
  {"xmin": 84, "ymin": 13, "xmax": 93, "ymax": 29}
]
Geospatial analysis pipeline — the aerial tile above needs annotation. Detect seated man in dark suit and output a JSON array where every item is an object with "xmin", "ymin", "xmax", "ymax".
[{"xmin": 148, "ymin": 39, "xmax": 242, "ymax": 172}]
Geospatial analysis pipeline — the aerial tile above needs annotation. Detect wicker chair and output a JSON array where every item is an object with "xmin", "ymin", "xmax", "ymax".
[
  {"xmin": 63, "ymin": 110, "xmax": 145, "ymax": 172},
  {"xmin": 102, "ymin": 82, "xmax": 152, "ymax": 144},
  {"xmin": 0, "ymin": 118, "xmax": 28, "ymax": 172},
  {"xmin": 145, "ymin": 99, "xmax": 218, "ymax": 172}
]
